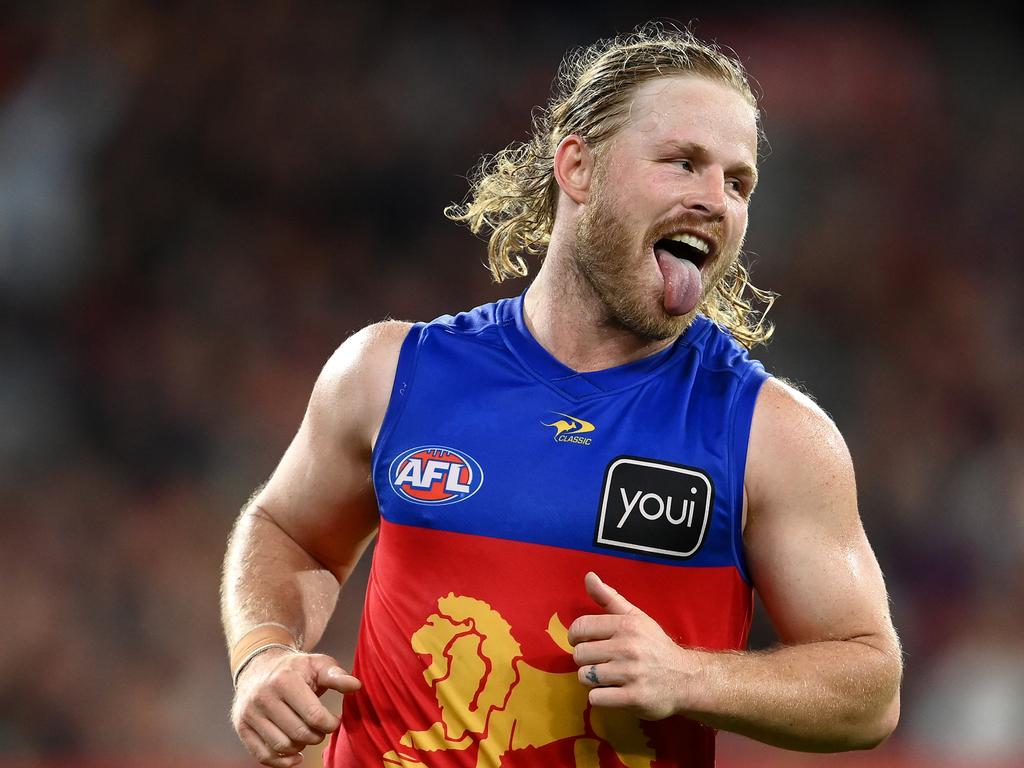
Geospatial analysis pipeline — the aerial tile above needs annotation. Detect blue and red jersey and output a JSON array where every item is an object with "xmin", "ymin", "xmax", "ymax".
[{"xmin": 325, "ymin": 293, "xmax": 768, "ymax": 768}]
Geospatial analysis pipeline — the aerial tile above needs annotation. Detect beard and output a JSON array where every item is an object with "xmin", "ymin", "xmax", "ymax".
[{"xmin": 573, "ymin": 179, "xmax": 740, "ymax": 342}]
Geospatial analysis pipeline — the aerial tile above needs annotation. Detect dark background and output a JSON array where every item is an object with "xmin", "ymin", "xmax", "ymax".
[{"xmin": 1, "ymin": 1, "xmax": 1021, "ymax": 765}]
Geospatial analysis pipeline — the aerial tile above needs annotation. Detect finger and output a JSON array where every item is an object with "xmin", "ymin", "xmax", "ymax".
[
  {"xmin": 572, "ymin": 638, "xmax": 616, "ymax": 666},
  {"xmin": 585, "ymin": 571, "xmax": 638, "ymax": 615},
  {"xmin": 264, "ymin": 753, "xmax": 303, "ymax": 768},
  {"xmin": 589, "ymin": 685, "xmax": 632, "ymax": 709},
  {"xmin": 281, "ymin": 680, "xmax": 341, "ymax": 735},
  {"xmin": 238, "ymin": 721, "xmax": 304, "ymax": 767},
  {"xmin": 246, "ymin": 712, "xmax": 303, "ymax": 758},
  {"xmin": 567, "ymin": 614, "xmax": 620, "ymax": 646},
  {"xmin": 263, "ymin": 698, "xmax": 329, "ymax": 747},
  {"xmin": 316, "ymin": 664, "xmax": 362, "ymax": 695},
  {"xmin": 265, "ymin": 752, "xmax": 304, "ymax": 768},
  {"xmin": 578, "ymin": 662, "xmax": 627, "ymax": 688}
]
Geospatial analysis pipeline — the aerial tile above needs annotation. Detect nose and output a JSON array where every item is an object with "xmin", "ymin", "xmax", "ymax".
[{"xmin": 681, "ymin": 168, "xmax": 727, "ymax": 220}]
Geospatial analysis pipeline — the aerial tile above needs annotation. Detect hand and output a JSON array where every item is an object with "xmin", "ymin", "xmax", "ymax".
[
  {"xmin": 568, "ymin": 571, "xmax": 699, "ymax": 721},
  {"xmin": 231, "ymin": 648, "xmax": 362, "ymax": 767}
]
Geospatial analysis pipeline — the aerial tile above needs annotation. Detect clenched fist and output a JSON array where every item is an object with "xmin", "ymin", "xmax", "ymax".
[{"xmin": 232, "ymin": 648, "xmax": 361, "ymax": 767}]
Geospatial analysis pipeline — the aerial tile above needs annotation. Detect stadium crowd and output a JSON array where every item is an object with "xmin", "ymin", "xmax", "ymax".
[{"xmin": 1, "ymin": 2, "xmax": 1021, "ymax": 765}]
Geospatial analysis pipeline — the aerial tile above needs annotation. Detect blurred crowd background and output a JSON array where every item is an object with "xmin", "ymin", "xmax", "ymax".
[{"xmin": 1, "ymin": 1, "xmax": 1022, "ymax": 766}]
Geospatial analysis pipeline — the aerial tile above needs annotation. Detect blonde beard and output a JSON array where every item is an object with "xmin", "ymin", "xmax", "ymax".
[{"xmin": 574, "ymin": 187, "xmax": 738, "ymax": 342}]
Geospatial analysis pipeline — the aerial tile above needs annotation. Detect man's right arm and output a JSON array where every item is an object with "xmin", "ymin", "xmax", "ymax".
[{"xmin": 221, "ymin": 320, "xmax": 411, "ymax": 768}]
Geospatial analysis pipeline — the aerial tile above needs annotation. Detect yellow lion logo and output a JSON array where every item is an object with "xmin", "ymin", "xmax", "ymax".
[{"xmin": 382, "ymin": 594, "xmax": 655, "ymax": 767}]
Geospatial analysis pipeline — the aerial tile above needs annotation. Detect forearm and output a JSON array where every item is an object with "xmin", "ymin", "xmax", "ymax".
[
  {"xmin": 220, "ymin": 504, "xmax": 341, "ymax": 651},
  {"xmin": 684, "ymin": 638, "xmax": 902, "ymax": 751}
]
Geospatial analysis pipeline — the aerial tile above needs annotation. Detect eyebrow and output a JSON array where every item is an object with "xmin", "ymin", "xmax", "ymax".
[{"xmin": 661, "ymin": 140, "xmax": 759, "ymax": 190}]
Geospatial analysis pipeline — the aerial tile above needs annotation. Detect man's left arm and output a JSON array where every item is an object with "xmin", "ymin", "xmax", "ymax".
[{"xmin": 568, "ymin": 378, "xmax": 902, "ymax": 752}]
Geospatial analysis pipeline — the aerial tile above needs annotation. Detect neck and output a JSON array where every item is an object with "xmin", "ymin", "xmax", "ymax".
[{"xmin": 523, "ymin": 245, "xmax": 681, "ymax": 373}]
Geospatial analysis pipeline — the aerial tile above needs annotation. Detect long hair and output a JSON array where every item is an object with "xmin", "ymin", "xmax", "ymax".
[{"xmin": 445, "ymin": 23, "xmax": 775, "ymax": 348}]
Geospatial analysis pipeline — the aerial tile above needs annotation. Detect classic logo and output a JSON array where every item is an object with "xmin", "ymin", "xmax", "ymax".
[
  {"xmin": 390, "ymin": 446, "xmax": 483, "ymax": 505},
  {"xmin": 542, "ymin": 412, "xmax": 596, "ymax": 445},
  {"xmin": 594, "ymin": 456, "xmax": 714, "ymax": 559}
]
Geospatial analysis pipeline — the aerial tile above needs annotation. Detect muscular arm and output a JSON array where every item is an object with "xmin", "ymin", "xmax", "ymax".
[
  {"xmin": 570, "ymin": 378, "xmax": 902, "ymax": 752},
  {"xmin": 220, "ymin": 320, "xmax": 410, "ymax": 766},
  {"xmin": 687, "ymin": 378, "xmax": 902, "ymax": 750}
]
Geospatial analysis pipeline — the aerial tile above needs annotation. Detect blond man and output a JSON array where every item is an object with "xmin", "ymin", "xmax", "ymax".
[{"xmin": 222, "ymin": 24, "xmax": 902, "ymax": 768}]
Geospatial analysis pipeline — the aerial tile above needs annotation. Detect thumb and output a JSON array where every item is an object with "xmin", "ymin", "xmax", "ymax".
[
  {"xmin": 314, "ymin": 658, "xmax": 362, "ymax": 695},
  {"xmin": 584, "ymin": 571, "xmax": 638, "ymax": 615}
]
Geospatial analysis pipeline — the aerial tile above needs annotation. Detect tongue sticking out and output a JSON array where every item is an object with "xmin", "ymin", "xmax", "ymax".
[{"xmin": 656, "ymin": 247, "xmax": 703, "ymax": 316}]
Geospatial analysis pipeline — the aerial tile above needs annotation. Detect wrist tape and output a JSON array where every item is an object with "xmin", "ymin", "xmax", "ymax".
[{"xmin": 230, "ymin": 623, "xmax": 298, "ymax": 687}]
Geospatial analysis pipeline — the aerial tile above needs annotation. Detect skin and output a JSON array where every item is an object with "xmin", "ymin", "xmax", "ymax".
[
  {"xmin": 222, "ymin": 323, "xmax": 405, "ymax": 767},
  {"xmin": 526, "ymin": 75, "xmax": 757, "ymax": 370},
  {"xmin": 221, "ymin": 74, "xmax": 902, "ymax": 766}
]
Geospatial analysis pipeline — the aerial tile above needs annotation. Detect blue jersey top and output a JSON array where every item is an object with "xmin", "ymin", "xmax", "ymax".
[{"xmin": 327, "ymin": 292, "xmax": 770, "ymax": 768}]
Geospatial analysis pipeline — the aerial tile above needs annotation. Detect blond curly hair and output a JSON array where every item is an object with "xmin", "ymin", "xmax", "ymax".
[{"xmin": 446, "ymin": 23, "xmax": 775, "ymax": 348}]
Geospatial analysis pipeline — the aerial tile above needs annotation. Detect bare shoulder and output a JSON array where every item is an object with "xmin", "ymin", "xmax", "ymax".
[
  {"xmin": 318, "ymin": 320, "xmax": 412, "ymax": 394},
  {"xmin": 751, "ymin": 377, "xmax": 848, "ymax": 458},
  {"xmin": 746, "ymin": 377, "xmax": 854, "ymax": 513},
  {"xmin": 252, "ymin": 320, "xmax": 412, "ymax": 575},
  {"xmin": 308, "ymin": 320, "xmax": 413, "ymax": 450}
]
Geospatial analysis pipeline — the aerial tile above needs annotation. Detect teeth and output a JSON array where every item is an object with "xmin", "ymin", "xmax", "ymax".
[{"xmin": 668, "ymin": 233, "xmax": 710, "ymax": 254}]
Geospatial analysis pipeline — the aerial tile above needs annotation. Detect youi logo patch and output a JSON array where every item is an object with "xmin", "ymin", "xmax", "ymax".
[
  {"xmin": 390, "ymin": 446, "xmax": 484, "ymax": 505},
  {"xmin": 594, "ymin": 456, "xmax": 714, "ymax": 559}
]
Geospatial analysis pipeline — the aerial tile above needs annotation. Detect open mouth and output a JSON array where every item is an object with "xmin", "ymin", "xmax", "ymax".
[{"xmin": 654, "ymin": 234, "xmax": 712, "ymax": 270}]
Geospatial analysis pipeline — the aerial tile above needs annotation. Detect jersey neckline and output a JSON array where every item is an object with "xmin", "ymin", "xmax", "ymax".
[{"xmin": 496, "ymin": 291, "xmax": 710, "ymax": 400}]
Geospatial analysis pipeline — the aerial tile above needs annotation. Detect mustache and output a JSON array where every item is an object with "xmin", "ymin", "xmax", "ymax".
[{"xmin": 647, "ymin": 215, "xmax": 723, "ymax": 246}]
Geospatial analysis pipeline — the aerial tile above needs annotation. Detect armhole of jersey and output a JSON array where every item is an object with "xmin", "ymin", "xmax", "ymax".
[
  {"xmin": 728, "ymin": 364, "xmax": 769, "ymax": 586},
  {"xmin": 370, "ymin": 322, "xmax": 425, "ymax": 476}
]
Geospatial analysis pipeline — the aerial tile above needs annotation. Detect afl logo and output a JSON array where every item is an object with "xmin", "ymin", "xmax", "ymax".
[{"xmin": 390, "ymin": 446, "xmax": 484, "ymax": 505}]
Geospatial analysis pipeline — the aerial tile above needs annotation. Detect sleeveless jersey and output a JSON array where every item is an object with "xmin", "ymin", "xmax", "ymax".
[{"xmin": 325, "ymin": 293, "xmax": 769, "ymax": 768}]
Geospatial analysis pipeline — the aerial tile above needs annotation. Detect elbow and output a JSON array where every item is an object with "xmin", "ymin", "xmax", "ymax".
[
  {"xmin": 816, "ymin": 692, "xmax": 899, "ymax": 753},
  {"xmin": 816, "ymin": 693, "xmax": 899, "ymax": 753},
  {"xmin": 853, "ymin": 636, "xmax": 904, "ymax": 750},
  {"xmin": 849, "ymin": 662, "xmax": 901, "ymax": 750},
  {"xmin": 862, "ymin": 691, "xmax": 900, "ymax": 749},
  {"xmin": 833, "ymin": 650, "xmax": 902, "ymax": 751}
]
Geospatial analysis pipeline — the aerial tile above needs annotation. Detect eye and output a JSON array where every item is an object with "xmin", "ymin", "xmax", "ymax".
[
  {"xmin": 727, "ymin": 178, "xmax": 749, "ymax": 198},
  {"xmin": 677, "ymin": 159, "xmax": 694, "ymax": 172}
]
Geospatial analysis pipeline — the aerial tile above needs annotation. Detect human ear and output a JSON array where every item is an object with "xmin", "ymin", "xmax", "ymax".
[{"xmin": 553, "ymin": 134, "xmax": 593, "ymax": 205}]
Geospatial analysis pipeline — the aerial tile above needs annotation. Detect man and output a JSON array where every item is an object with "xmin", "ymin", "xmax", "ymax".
[{"xmin": 221, "ymin": 25, "xmax": 902, "ymax": 768}]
